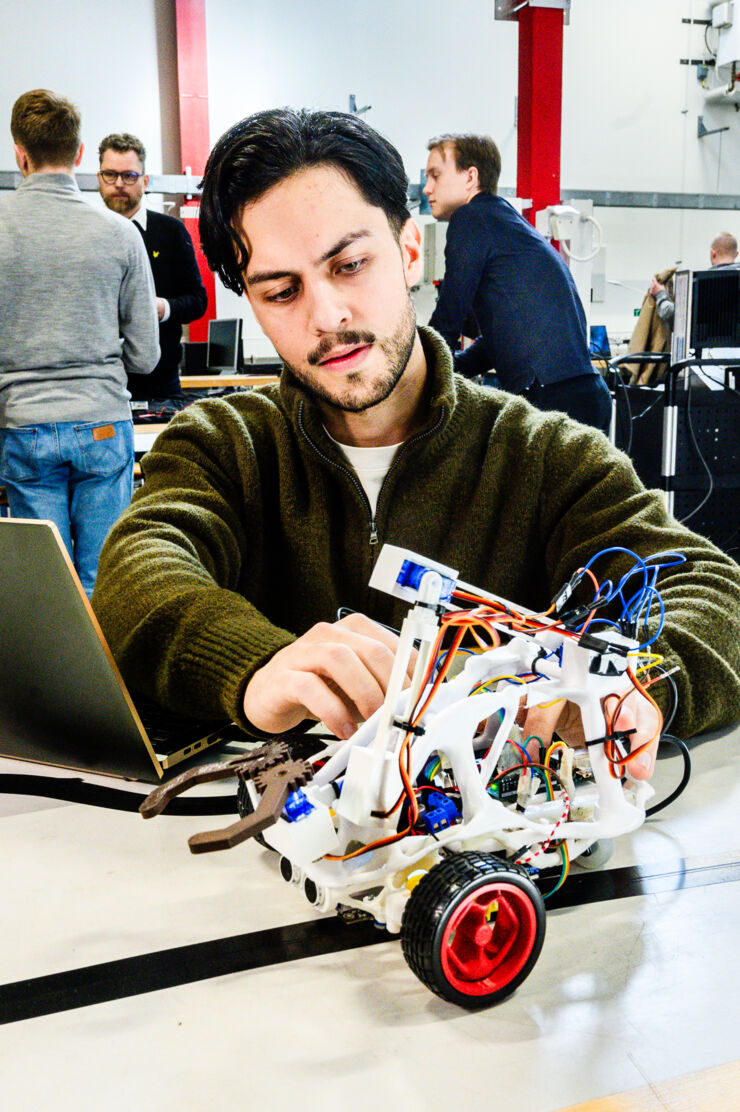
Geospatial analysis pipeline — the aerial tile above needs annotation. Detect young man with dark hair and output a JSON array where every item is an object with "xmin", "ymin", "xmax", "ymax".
[
  {"xmin": 97, "ymin": 133, "xmax": 208, "ymax": 410},
  {"xmin": 424, "ymin": 134, "xmax": 611, "ymax": 432},
  {"xmin": 93, "ymin": 108, "xmax": 740, "ymax": 780},
  {"xmin": 0, "ymin": 90, "xmax": 159, "ymax": 595}
]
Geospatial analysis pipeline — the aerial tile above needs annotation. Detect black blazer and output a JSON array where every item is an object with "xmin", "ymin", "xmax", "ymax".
[{"xmin": 129, "ymin": 209, "xmax": 208, "ymax": 399}]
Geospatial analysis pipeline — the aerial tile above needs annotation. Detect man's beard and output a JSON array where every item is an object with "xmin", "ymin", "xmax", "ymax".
[
  {"xmin": 281, "ymin": 294, "xmax": 417, "ymax": 414},
  {"xmin": 104, "ymin": 194, "xmax": 139, "ymax": 217}
]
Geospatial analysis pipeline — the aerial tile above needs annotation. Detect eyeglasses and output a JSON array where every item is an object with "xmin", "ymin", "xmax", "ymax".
[{"xmin": 99, "ymin": 170, "xmax": 143, "ymax": 185}]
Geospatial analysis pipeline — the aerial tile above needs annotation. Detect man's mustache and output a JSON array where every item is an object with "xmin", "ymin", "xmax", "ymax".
[{"xmin": 307, "ymin": 330, "xmax": 376, "ymax": 366}]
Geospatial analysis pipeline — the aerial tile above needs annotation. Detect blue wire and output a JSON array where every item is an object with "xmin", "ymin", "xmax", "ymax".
[{"xmin": 576, "ymin": 546, "xmax": 685, "ymax": 650}]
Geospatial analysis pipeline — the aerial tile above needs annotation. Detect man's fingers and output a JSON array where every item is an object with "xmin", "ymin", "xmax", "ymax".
[
  {"xmin": 612, "ymin": 701, "xmax": 659, "ymax": 781},
  {"xmin": 245, "ymin": 640, "xmax": 387, "ymax": 734},
  {"xmin": 324, "ymin": 614, "xmax": 417, "ymax": 682},
  {"xmin": 243, "ymin": 614, "xmax": 414, "ymax": 738},
  {"xmin": 284, "ymin": 671, "xmax": 364, "ymax": 740}
]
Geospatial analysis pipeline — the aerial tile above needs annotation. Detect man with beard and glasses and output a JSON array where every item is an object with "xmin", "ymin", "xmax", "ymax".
[
  {"xmin": 98, "ymin": 133, "xmax": 207, "ymax": 411},
  {"xmin": 92, "ymin": 109, "xmax": 740, "ymax": 779}
]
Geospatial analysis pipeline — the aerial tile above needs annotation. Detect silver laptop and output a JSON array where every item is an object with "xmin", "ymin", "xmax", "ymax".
[{"xmin": 0, "ymin": 518, "xmax": 232, "ymax": 783}]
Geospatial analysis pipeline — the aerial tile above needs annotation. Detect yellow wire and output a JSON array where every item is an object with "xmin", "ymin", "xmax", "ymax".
[{"xmin": 544, "ymin": 740, "xmax": 568, "ymax": 765}]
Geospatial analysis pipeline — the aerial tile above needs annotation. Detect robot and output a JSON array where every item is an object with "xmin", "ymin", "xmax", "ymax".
[{"xmin": 142, "ymin": 543, "xmax": 681, "ymax": 1008}]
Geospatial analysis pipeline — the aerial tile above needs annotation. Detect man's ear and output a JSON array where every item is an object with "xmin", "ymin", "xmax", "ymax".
[
  {"xmin": 467, "ymin": 165, "xmax": 480, "ymax": 194},
  {"xmin": 74, "ymin": 142, "xmax": 84, "ymax": 168},
  {"xmin": 13, "ymin": 143, "xmax": 31, "ymax": 175},
  {"xmin": 399, "ymin": 217, "xmax": 423, "ymax": 288}
]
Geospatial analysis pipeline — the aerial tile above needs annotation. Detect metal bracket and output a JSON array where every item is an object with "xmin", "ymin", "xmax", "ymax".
[
  {"xmin": 698, "ymin": 114, "xmax": 731, "ymax": 138},
  {"xmin": 349, "ymin": 94, "xmax": 371, "ymax": 116},
  {"xmin": 495, "ymin": 0, "xmax": 570, "ymax": 23}
]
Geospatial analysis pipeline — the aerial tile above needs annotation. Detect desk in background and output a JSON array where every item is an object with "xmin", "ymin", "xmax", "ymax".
[
  {"xmin": 133, "ymin": 374, "xmax": 280, "ymax": 475},
  {"xmin": 180, "ymin": 373, "xmax": 278, "ymax": 389}
]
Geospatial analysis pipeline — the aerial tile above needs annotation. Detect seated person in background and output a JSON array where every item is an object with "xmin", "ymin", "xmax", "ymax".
[
  {"xmin": 98, "ymin": 132, "xmax": 208, "ymax": 412},
  {"xmin": 423, "ymin": 133, "xmax": 612, "ymax": 434},
  {"xmin": 649, "ymin": 232, "xmax": 739, "ymax": 326},
  {"xmin": 92, "ymin": 108, "xmax": 740, "ymax": 781}
]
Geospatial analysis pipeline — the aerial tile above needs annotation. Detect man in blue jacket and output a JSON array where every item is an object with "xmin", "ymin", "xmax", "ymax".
[{"xmin": 424, "ymin": 134, "xmax": 611, "ymax": 432}]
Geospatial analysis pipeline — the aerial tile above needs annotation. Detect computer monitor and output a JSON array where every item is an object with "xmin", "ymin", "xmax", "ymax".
[
  {"xmin": 206, "ymin": 318, "xmax": 243, "ymax": 373},
  {"xmin": 589, "ymin": 324, "xmax": 611, "ymax": 359},
  {"xmin": 691, "ymin": 267, "xmax": 740, "ymax": 354}
]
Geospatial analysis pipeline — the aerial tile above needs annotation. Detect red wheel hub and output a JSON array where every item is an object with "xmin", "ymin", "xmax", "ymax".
[{"xmin": 440, "ymin": 881, "xmax": 539, "ymax": 996}]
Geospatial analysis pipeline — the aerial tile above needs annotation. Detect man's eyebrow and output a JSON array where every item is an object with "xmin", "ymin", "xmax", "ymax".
[
  {"xmin": 318, "ymin": 230, "xmax": 371, "ymax": 265},
  {"xmin": 246, "ymin": 230, "xmax": 371, "ymax": 288},
  {"xmin": 246, "ymin": 268, "xmax": 294, "ymax": 288}
]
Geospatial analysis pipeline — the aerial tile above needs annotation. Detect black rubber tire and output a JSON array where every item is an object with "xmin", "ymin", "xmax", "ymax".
[{"xmin": 400, "ymin": 851, "xmax": 546, "ymax": 1009}]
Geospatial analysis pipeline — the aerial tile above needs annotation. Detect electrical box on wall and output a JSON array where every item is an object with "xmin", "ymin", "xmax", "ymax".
[
  {"xmin": 714, "ymin": 0, "xmax": 740, "ymax": 73},
  {"xmin": 713, "ymin": 2, "xmax": 734, "ymax": 30}
]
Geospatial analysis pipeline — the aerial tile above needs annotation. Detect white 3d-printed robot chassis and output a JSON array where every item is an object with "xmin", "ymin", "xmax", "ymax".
[{"xmin": 144, "ymin": 544, "xmax": 675, "ymax": 1009}]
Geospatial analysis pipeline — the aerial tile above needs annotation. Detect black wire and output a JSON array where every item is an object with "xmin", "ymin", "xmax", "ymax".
[
  {"xmin": 632, "ymin": 393, "xmax": 666, "ymax": 421},
  {"xmin": 645, "ymin": 734, "xmax": 692, "ymax": 816},
  {"xmin": 695, "ymin": 364, "xmax": 740, "ymax": 399},
  {"xmin": 704, "ymin": 24, "xmax": 719, "ymax": 59},
  {"xmin": 679, "ymin": 372, "xmax": 715, "ymax": 525},
  {"xmin": 610, "ymin": 360, "xmax": 665, "ymax": 457}
]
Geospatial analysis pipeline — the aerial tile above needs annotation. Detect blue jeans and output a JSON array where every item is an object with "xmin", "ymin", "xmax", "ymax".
[{"xmin": 0, "ymin": 419, "xmax": 134, "ymax": 596}]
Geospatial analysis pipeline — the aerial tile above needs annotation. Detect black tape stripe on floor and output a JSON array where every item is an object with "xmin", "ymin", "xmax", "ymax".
[
  {"xmin": 0, "ymin": 774, "xmax": 237, "ymax": 815},
  {"xmin": 1, "ymin": 855, "xmax": 738, "ymax": 1025}
]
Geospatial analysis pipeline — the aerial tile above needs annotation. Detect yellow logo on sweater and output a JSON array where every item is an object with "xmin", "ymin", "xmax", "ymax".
[{"xmin": 153, "ymin": 251, "xmax": 160, "ymax": 258}]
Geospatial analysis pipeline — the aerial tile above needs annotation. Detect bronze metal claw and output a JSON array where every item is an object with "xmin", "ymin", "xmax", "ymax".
[{"xmin": 139, "ymin": 741, "xmax": 314, "ymax": 855}]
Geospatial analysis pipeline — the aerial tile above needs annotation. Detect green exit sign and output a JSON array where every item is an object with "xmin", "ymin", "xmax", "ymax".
[{"xmin": 634, "ymin": 308, "xmax": 641, "ymax": 316}]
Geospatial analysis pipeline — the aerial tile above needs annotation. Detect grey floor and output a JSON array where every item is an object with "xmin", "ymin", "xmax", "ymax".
[{"xmin": 1, "ymin": 722, "xmax": 738, "ymax": 1112}]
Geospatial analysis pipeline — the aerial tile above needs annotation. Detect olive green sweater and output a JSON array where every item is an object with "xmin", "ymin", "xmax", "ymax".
[{"xmin": 93, "ymin": 328, "xmax": 740, "ymax": 738}]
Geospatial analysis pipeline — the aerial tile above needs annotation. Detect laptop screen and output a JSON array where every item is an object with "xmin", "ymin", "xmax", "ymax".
[{"xmin": 0, "ymin": 519, "xmax": 230, "ymax": 782}]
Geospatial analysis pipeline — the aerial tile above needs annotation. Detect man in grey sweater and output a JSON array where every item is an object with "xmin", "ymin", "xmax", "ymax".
[{"xmin": 0, "ymin": 89, "xmax": 159, "ymax": 594}]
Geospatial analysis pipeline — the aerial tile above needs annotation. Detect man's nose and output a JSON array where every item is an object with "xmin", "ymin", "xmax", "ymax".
[
  {"xmin": 423, "ymin": 179, "xmax": 432, "ymax": 195},
  {"xmin": 306, "ymin": 280, "xmax": 350, "ymax": 334}
]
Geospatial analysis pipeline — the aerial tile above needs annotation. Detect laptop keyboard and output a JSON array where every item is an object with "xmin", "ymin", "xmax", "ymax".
[{"xmin": 133, "ymin": 695, "xmax": 229, "ymax": 757}]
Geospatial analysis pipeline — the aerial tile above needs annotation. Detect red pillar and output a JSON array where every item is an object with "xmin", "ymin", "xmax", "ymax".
[
  {"xmin": 175, "ymin": 0, "xmax": 216, "ymax": 340},
  {"xmin": 516, "ymin": 5, "xmax": 565, "ymax": 226}
]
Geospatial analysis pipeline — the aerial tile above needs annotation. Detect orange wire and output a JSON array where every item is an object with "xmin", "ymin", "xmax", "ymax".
[{"xmin": 602, "ymin": 667, "xmax": 663, "ymax": 778}]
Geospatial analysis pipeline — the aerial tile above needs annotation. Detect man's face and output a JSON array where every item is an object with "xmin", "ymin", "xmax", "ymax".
[
  {"xmin": 423, "ymin": 145, "xmax": 473, "ymax": 221},
  {"xmin": 238, "ymin": 165, "xmax": 422, "ymax": 414},
  {"xmin": 98, "ymin": 149, "xmax": 148, "ymax": 217}
]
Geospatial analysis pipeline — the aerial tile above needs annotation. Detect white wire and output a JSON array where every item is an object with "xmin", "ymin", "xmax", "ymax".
[{"xmin": 558, "ymin": 213, "xmax": 603, "ymax": 263}]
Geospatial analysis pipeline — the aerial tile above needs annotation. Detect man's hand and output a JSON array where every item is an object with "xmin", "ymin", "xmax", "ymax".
[
  {"xmin": 521, "ymin": 689, "xmax": 661, "ymax": 781},
  {"xmin": 649, "ymin": 277, "xmax": 666, "ymax": 298},
  {"xmin": 156, "ymin": 296, "xmax": 167, "ymax": 321},
  {"xmin": 243, "ymin": 613, "xmax": 415, "ymax": 740}
]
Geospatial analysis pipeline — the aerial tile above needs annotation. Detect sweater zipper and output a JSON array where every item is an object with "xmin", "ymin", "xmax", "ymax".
[{"xmin": 297, "ymin": 401, "xmax": 445, "ymax": 552}]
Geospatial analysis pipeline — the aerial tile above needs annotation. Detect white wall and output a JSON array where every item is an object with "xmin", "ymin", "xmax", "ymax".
[
  {"xmin": 3, "ymin": 0, "xmax": 740, "ymax": 351},
  {"xmin": 1, "ymin": 0, "xmax": 180, "ymax": 176}
]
